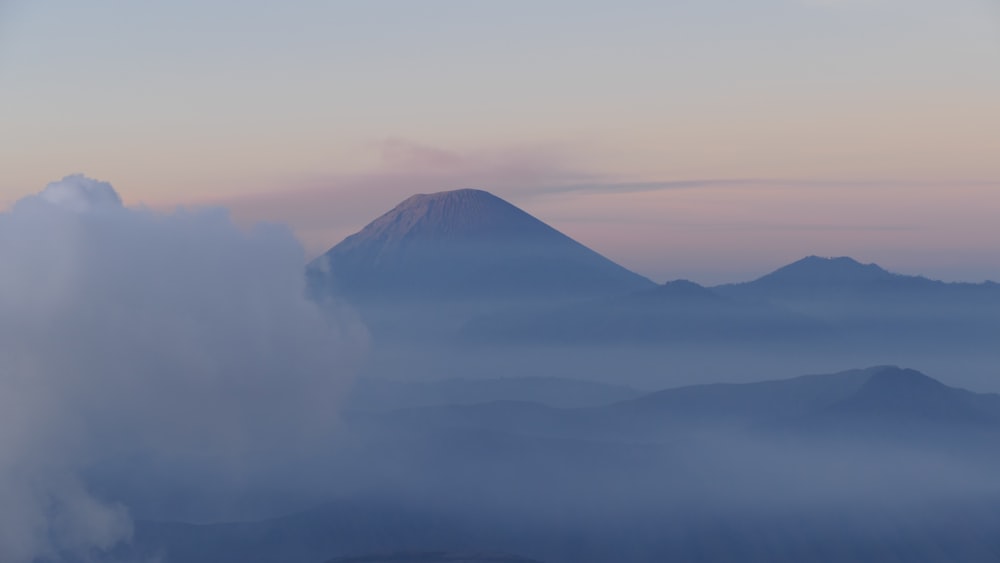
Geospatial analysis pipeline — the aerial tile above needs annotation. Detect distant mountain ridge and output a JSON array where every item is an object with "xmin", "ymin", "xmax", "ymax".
[
  {"xmin": 302, "ymin": 189, "xmax": 1000, "ymax": 387},
  {"xmin": 462, "ymin": 255, "xmax": 1000, "ymax": 353},
  {"xmin": 378, "ymin": 366, "xmax": 1000, "ymax": 443},
  {"xmin": 619, "ymin": 365, "xmax": 1000, "ymax": 427},
  {"xmin": 714, "ymin": 255, "xmax": 996, "ymax": 296},
  {"xmin": 123, "ymin": 366, "xmax": 1000, "ymax": 563},
  {"xmin": 711, "ymin": 255, "xmax": 1000, "ymax": 331},
  {"xmin": 745, "ymin": 255, "xmax": 899, "ymax": 286}
]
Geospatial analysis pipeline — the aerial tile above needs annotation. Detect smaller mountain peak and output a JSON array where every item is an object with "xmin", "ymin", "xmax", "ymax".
[
  {"xmin": 825, "ymin": 365, "xmax": 978, "ymax": 421},
  {"xmin": 756, "ymin": 255, "xmax": 895, "ymax": 286}
]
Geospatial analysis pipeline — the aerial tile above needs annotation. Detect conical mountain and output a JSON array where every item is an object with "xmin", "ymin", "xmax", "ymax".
[{"xmin": 309, "ymin": 189, "xmax": 654, "ymax": 301}]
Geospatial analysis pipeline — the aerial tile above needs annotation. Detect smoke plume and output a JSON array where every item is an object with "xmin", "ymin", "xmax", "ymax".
[{"xmin": 0, "ymin": 175, "xmax": 360, "ymax": 561}]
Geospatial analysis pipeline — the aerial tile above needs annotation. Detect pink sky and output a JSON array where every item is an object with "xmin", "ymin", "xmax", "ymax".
[
  {"xmin": 197, "ymin": 139, "xmax": 1000, "ymax": 284},
  {"xmin": 1, "ymin": 1, "xmax": 998, "ymax": 283}
]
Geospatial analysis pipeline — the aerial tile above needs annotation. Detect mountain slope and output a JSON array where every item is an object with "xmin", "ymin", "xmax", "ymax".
[{"xmin": 308, "ymin": 189, "xmax": 654, "ymax": 302}]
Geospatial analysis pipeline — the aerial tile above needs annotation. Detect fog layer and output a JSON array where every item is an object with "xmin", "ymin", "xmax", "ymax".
[{"xmin": 0, "ymin": 176, "xmax": 360, "ymax": 562}]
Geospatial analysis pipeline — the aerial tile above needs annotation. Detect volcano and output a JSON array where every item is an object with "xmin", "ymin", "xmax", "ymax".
[{"xmin": 309, "ymin": 189, "xmax": 654, "ymax": 302}]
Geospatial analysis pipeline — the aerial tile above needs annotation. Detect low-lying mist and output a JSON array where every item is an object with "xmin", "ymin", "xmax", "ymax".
[{"xmin": 122, "ymin": 376, "xmax": 1000, "ymax": 562}]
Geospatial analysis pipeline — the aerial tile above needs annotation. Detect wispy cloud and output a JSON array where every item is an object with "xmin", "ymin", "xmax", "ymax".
[
  {"xmin": 207, "ymin": 139, "xmax": 1000, "ymax": 268},
  {"xmin": 523, "ymin": 177, "xmax": 1000, "ymax": 198},
  {"xmin": 212, "ymin": 139, "xmax": 595, "ymax": 256}
]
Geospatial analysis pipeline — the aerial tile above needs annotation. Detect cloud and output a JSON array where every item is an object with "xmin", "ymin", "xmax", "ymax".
[
  {"xmin": 0, "ymin": 175, "xmax": 362, "ymax": 561},
  {"xmin": 525, "ymin": 178, "xmax": 765, "ymax": 196},
  {"xmin": 36, "ymin": 173, "xmax": 123, "ymax": 211},
  {"xmin": 215, "ymin": 139, "xmax": 595, "ymax": 257},
  {"xmin": 521, "ymin": 177, "xmax": 1000, "ymax": 198}
]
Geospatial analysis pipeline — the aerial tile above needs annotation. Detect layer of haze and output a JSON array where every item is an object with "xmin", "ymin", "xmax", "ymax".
[
  {"xmin": 0, "ymin": 176, "xmax": 360, "ymax": 562},
  {"xmin": 1, "ymin": 0, "xmax": 999, "ymax": 282}
]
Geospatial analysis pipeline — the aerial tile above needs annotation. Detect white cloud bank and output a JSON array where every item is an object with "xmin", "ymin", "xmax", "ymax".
[{"xmin": 0, "ymin": 175, "xmax": 361, "ymax": 561}]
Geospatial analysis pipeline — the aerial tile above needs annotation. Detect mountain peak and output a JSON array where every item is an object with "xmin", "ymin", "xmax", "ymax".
[
  {"xmin": 753, "ymin": 255, "xmax": 896, "ymax": 286},
  {"xmin": 863, "ymin": 365, "xmax": 942, "ymax": 388},
  {"xmin": 393, "ymin": 188, "xmax": 507, "ymax": 220},
  {"xmin": 403, "ymin": 187, "xmax": 497, "ymax": 202},
  {"xmin": 341, "ymin": 188, "xmax": 539, "ymax": 246},
  {"xmin": 309, "ymin": 188, "xmax": 654, "ymax": 301}
]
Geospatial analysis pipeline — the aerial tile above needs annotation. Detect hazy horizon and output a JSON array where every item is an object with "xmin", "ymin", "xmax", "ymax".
[{"xmin": 6, "ymin": 174, "xmax": 1000, "ymax": 286}]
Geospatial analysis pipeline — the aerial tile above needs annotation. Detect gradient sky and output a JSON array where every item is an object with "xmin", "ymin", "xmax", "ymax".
[{"xmin": 2, "ymin": 0, "xmax": 998, "ymax": 283}]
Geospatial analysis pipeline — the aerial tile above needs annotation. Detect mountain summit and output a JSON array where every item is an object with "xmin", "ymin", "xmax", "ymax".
[
  {"xmin": 309, "ymin": 189, "xmax": 654, "ymax": 301},
  {"xmin": 749, "ymin": 256, "xmax": 897, "ymax": 287},
  {"xmin": 335, "ymin": 189, "xmax": 561, "ymax": 243},
  {"xmin": 713, "ymin": 255, "xmax": 997, "ymax": 304}
]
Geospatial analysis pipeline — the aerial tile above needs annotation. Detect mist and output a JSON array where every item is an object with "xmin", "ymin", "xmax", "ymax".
[
  {"xmin": 119, "ymin": 364, "xmax": 1000, "ymax": 562},
  {"xmin": 0, "ymin": 175, "xmax": 361, "ymax": 561}
]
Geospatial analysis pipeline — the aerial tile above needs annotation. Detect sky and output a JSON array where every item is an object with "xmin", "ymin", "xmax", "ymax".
[{"xmin": 1, "ymin": 0, "xmax": 998, "ymax": 284}]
